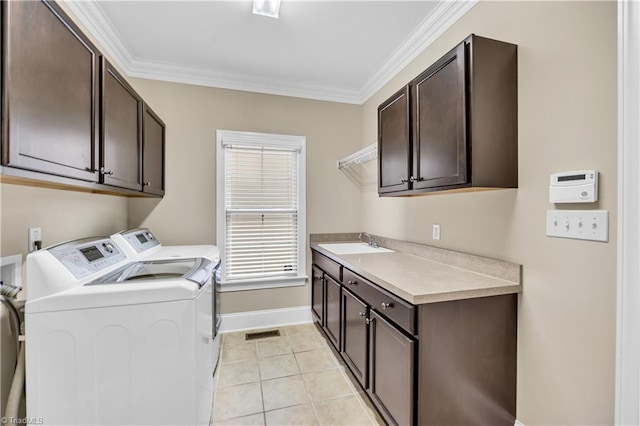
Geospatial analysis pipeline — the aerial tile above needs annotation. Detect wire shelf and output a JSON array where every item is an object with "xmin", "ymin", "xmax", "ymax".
[{"xmin": 337, "ymin": 144, "xmax": 377, "ymax": 187}]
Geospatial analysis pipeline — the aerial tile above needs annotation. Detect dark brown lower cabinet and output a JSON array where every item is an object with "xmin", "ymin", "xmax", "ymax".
[
  {"xmin": 324, "ymin": 276, "xmax": 341, "ymax": 349},
  {"xmin": 311, "ymin": 266, "xmax": 324, "ymax": 325},
  {"xmin": 418, "ymin": 294, "xmax": 517, "ymax": 426},
  {"xmin": 368, "ymin": 310, "xmax": 415, "ymax": 426},
  {"xmin": 311, "ymin": 250, "xmax": 516, "ymax": 426},
  {"xmin": 341, "ymin": 288, "xmax": 369, "ymax": 389}
]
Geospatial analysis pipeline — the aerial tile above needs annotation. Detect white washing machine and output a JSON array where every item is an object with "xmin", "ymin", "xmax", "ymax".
[
  {"xmin": 111, "ymin": 228, "xmax": 222, "ymax": 371},
  {"xmin": 25, "ymin": 235, "xmax": 218, "ymax": 425}
]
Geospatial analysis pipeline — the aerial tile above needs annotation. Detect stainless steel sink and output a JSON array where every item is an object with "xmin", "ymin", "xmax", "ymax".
[{"xmin": 318, "ymin": 243, "xmax": 394, "ymax": 255}]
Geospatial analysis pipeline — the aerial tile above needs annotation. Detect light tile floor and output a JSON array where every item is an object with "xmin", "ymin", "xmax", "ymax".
[{"xmin": 211, "ymin": 323, "xmax": 384, "ymax": 426}]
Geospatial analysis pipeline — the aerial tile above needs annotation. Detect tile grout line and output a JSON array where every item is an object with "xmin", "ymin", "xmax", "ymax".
[
  {"xmin": 216, "ymin": 326, "xmax": 377, "ymax": 425},
  {"xmin": 317, "ymin": 328, "xmax": 379, "ymax": 426},
  {"xmin": 291, "ymin": 337, "xmax": 323, "ymax": 426},
  {"xmin": 260, "ymin": 328, "xmax": 317, "ymax": 422}
]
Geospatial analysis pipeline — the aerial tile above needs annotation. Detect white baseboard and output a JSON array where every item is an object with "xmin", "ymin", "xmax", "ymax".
[
  {"xmin": 220, "ymin": 306, "xmax": 313, "ymax": 333},
  {"xmin": 514, "ymin": 420, "xmax": 525, "ymax": 426}
]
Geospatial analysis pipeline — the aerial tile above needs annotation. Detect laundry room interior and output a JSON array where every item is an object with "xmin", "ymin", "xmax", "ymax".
[{"xmin": 0, "ymin": 0, "xmax": 634, "ymax": 425}]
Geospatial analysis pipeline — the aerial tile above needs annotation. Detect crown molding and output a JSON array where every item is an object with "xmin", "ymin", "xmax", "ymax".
[
  {"xmin": 357, "ymin": 0, "xmax": 479, "ymax": 103},
  {"xmin": 62, "ymin": 0, "xmax": 478, "ymax": 105},
  {"xmin": 64, "ymin": 1, "xmax": 135, "ymax": 73},
  {"xmin": 128, "ymin": 59, "xmax": 364, "ymax": 104}
]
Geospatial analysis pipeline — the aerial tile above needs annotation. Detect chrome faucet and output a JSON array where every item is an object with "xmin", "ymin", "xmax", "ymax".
[{"xmin": 359, "ymin": 232, "xmax": 379, "ymax": 248}]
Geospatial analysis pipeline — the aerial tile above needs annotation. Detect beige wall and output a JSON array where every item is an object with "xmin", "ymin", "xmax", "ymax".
[
  {"xmin": 361, "ymin": 1, "xmax": 617, "ymax": 424},
  {"xmin": 0, "ymin": 185, "xmax": 127, "ymax": 258},
  {"xmin": 128, "ymin": 79, "xmax": 363, "ymax": 313}
]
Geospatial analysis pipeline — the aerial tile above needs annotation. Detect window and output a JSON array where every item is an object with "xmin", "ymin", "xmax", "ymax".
[{"xmin": 216, "ymin": 130, "xmax": 306, "ymax": 291}]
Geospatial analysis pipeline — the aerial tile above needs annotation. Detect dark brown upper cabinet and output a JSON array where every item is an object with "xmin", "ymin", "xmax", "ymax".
[
  {"xmin": 378, "ymin": 86, "xmax": 411, "ymax": 194},
  {"xmin": 378, "ymin": 34, "xmax": 518, "ymax": 196},
  {"xmin": 1, "ymin": 0, "xmax": 100, "ymax": 182},
  {"xmin": 142, "ymin": 104, "xmax": 166, "ymax": 196},
  {"xmin": 0, "ymin": 1, "xmax": 165, "ymax": 198},
  {"xmin": 101, "ymin": 58, "xmax": 143, "ymax": 191},
  {"xmin": 412, "ymin": 43, "xmax": 467, "ymax": 190}
]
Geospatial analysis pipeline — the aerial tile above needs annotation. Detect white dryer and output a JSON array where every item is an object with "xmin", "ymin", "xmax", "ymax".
[
  {"xmin": 25, "ymin": 236, "xmax": 217, "ymax": 426},
  {"xmin": 111, "ymin": 228, "xmax": 222, "ymax": 371}
]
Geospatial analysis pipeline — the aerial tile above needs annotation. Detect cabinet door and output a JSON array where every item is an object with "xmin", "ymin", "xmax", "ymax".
[
  {"xmin": 324, "ymin": 276, "xmax": 341, "ymax": 350},
  {"xmin": 311, "ymin": 266, "xmax": 325, "ymax": 326},
  {"xmin": 101, "ymin": 59, "xmax": 142, "ymax": 191},
  {"xmin": 341, "ymin": 288, "xmax": 368, "ymax": 389},
  {"xmin": 142, "ymin": 104, "xmax": 165, "ymax": 196},
  {"xmin": 369, "ymin": 310, "xmax": 415, "ymax": 426},
  {"xmin": 411, "ymin": 43, "xmax": 467, "ymax": 189},
  {"xmin": 2, "ymin": 0, "xmax": 99, "ymax": 181},
  {"xmin": 378, "ymin": 86, "xmax": 411, "ymax": 194}
]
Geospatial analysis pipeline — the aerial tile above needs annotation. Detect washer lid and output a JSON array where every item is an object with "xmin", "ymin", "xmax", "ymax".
[
  {"xmin": 26, "ymin": 258, "xmax": 215, "ymax": 314},
  {"xmin": 89, "ymin": 258, "xmax": 214, "ymax": 288},
  {"xmin": 25, "ymin": 278, "xmax": 207, "ymax": 314}
]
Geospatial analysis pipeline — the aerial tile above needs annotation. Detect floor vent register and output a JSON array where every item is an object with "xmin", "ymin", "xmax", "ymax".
[{"xmin": 245, "ymin": 330, "xmax": 281, "ymax": 340}]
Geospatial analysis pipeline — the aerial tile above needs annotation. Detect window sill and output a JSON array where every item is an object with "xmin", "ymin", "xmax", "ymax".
[{"xmin": 219, "ymin": 275, "xmax": 308, "ymax": 292}]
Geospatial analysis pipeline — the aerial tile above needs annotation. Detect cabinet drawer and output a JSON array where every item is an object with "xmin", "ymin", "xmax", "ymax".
[
  {"xmin": 312, "ymin": 251, "xmax": 342, "ymax": 282},
  {"xmin": 343, "ymin": 268, "xmax": 416, "ymax": 335}
]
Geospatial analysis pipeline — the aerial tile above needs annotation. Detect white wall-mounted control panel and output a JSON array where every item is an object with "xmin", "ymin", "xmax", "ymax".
[
  {"xmin": 546, "ymin": 210, "xmax": 608, "ymax": 242},
  {"xmin": 549, "ymin": 170, "xmax": 598, "ymax": 203}
]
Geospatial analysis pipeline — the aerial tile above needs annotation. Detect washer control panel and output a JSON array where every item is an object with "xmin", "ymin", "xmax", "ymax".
[
  {"xmin": 48, "ymin": 237, "xmax": 127, "ymax": 280},
  {"xmin": 120, "ymin": 228, "xmax": 161, "ymax": 253}
]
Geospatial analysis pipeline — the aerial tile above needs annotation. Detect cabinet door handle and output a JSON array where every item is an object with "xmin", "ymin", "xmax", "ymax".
[
  {"xmin": 358, "ymin": 312, "xmax": 367, "ymax": 317},
  {"xmin": 100, "ymin": 167, "xmax": 114, "ymax": 176},
  {"xmin": 144, "ymin": 181, "xmax": 151, "ymax": 186},
  {"xmin": 366, "ymin": 318, "xmax": 374, "ymax": 325},
  {"xmin": 400, "ymin": 177, "xmax": 408, "ymax": 183},
  {"xmin": 381, "ymin": 302, "xmax": 393, "ymax": 310},
  {"xmin": 347, "ymin": 280, "xmax": 357, "ymax": 285}
]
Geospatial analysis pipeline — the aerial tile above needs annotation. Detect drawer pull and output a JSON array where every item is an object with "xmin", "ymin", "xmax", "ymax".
[
  {"xmin": 347, "ymin": 280, "xmax": 357, "ymax": 285},
  {"xmin": 381, "ymin": 302, "xmax": 393, "ymax": 310},
  {"xmin": 358, "ymin": 312, "xmax": 367, "ymax": 317}
]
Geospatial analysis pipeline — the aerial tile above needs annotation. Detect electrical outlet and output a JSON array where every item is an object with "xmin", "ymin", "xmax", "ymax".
[
  {"xmin": 28, "ymin": 227, "xmax": 42, "ymax": 252},
  {"xmin": 432, "ymin": 224, "xmax": 441, "ymax": 240},
  {"xmin": 546, "ymin": 210, "xmax": 608, "ymax": 242}
]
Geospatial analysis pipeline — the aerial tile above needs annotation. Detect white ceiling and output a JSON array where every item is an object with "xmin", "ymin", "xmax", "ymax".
[{"xmin": 66, "ymin": 1, "xmax": 477, "ymax": 104}]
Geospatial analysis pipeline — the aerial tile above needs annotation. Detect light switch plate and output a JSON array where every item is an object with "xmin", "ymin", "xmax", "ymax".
[{"xmin": 546, "ymin": 210, "xmax": 608, "ymax": 242}]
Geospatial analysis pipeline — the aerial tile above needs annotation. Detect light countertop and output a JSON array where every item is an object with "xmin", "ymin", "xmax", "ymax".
[{"xmin": 311, "ymin": 243, "xmax": 522, "ymax": 305}]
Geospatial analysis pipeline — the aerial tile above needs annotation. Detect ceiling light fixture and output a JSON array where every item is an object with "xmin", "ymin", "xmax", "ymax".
[{"xmin": 252, "ymin": 0, "xmax": 281, "ymax": 19}]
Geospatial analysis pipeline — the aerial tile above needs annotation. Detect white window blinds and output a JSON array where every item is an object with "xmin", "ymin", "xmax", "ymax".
[{"xmin": 223, "ymin": 143, "xmax": 300, "ymax": 281}]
